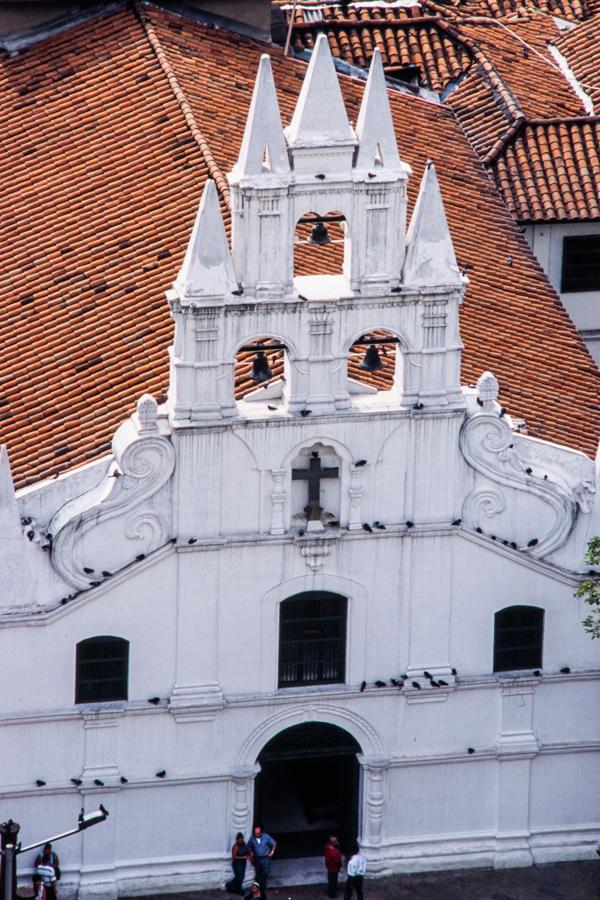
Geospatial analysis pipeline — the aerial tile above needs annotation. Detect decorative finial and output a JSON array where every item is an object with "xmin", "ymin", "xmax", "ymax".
[
  {"xmin": 137, "ymin": 395, "xmax": 159, "ymax": 435},
  {"xmin": 476, "ymin": 371, "xmax": 499, "ymax": 409},
  {"xmin": 355, "ymin": 49, "xmax": 404, "ymax": 174},
  {"xmin": 402, "ymin": 162, "xmax": 461, "ymax": 287},
  {"xmin": 232, "ymin": 54, "xmax": 290, "ymax": 179}
]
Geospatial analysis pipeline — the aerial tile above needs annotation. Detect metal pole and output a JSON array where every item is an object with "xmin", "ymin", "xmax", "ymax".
[{"xmin": 0, "ymin": 820, "xmax": 20, "ymax": 900}]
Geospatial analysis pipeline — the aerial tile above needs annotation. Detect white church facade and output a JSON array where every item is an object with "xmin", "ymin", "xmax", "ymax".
[{"xmin": 1, "ymin": 36, "xmax": 599, "ymax": 898}]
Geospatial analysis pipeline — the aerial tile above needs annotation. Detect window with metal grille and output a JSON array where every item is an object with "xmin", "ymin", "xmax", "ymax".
[
  {"xmin": 278, "ymin": 592, "xmax": 347, "ymax": 688},
  {"xmin": 561, "ymin": 235, "xmax": 600, "ymax": 293},
  {"xmin": 75, "ymin": 636, "xmax": 129, "ymax": 704},
  {"xmin": 493, "ymin": 606, "xmax": 544, "ymax": 673}
]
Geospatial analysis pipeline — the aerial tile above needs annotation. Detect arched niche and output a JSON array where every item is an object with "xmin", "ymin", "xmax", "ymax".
[
  {"xmin": 234, "ymin": 334, "xmax": 291, "ymax": 411},
  {"xmin": 293, "ymin": 209, "xmax": 348, "ymax": 278},
  {"xmin": 346, "ymin": 328, "xmax": 403, "ymax": 400}
]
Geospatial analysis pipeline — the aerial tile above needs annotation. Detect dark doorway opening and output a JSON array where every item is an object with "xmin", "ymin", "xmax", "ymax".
[{"xmin": 254, "ymin": 722, "xmax": 360, "ymax": 859}]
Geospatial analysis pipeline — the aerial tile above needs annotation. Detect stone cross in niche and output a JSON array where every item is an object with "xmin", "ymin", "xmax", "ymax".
[{"xmin": 292, "ymin": 451, "xmax": 339, "ymax": 532}]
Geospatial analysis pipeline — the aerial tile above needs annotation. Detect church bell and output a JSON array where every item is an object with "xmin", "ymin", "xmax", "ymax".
[
  {"xmin": 359, "ymin": 344, "xmax": 384, "ymax": 372},
  {"xmin": 251, "ymin": 350, "xmax": 273, "ymax": 383},
  {"xmin": 308, "ymin": 221, "xmax": 331, "ymax": 246}
]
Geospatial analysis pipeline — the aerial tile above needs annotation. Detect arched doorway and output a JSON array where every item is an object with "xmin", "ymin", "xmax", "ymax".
[{"xmin": 254, "ymin": 722, "xmax": 361, "ymax": 859}]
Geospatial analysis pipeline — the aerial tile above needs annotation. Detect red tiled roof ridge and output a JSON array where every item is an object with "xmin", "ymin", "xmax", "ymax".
[
  {"xmin": 132, "ymin": 0, "xmax": 231, "ymax": 207},
  {"xmin": 485, "ymin": 111, "xmax": 600, "ymax": 163}
]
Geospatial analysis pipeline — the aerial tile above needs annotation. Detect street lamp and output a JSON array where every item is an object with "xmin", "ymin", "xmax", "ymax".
[{"xmin": 0, "ymin": 807, "xmax": 108, "ymax": 900}]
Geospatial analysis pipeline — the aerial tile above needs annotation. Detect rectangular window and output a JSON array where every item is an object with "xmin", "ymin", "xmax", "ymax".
[
  {"xmin": 493, "ymin": 606, "xmax": 543, "ymax": 673},
  {"xmin": 561, "ymin": 235, "xmax": 600, "ymax": 293},
  {"xmin": 278, "ymin": 592, "xmax": 347, "ymax": 688},
  {"xmin": 75, "ymin": 637, "xmax": 129, "ymax": 704}
]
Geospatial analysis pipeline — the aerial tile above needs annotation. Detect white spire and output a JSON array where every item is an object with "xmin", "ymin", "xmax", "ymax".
[
  {"xmin": 233, "ymin": 54, "xmax": 290, "ymax": 178},
  {"xmin": 0, "ymin": 446, "xmax": 32, "ymax": 610},
  {"xmin": 402, "ymin": 162, "xmax": 462, "ymax": 287},
  {"xmin": 174, "ymin": 180, "xmax": 237, "ymax": 299},
  {"xmin": 355, "ymin": 49, "xmax": 403, "ymax": 173},
  {"xmin": 286, "ymin": 33, "xmax": 355, "ymax": 147}
]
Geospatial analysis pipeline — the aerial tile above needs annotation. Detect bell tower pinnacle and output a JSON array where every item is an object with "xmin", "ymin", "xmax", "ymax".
[{"xmin": 167, "ymin": 37, "xmax": 466, "ymax": 423}]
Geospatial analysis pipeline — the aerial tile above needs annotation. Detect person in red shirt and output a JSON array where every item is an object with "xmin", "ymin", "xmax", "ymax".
[{"xmin": 324, "ymin": 835, "xmax": 342, "ymax": 898}]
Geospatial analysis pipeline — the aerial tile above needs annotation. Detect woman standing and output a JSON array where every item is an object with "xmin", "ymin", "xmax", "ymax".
[{"xmin": 226, "ymin": 832, "xmax": 249, "ymax": 895}]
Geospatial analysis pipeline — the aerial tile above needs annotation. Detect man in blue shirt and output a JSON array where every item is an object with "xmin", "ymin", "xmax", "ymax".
[{"xmin": 247, "ymin": 825, "xmax": 277, "ymax": 898}]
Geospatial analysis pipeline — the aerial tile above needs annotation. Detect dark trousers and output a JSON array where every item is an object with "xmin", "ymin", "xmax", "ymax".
[
  {"xmin": 327, "ymin": 871, "xmax": 339, "ymax": 897},
  {"xmin": 254, "ymin": 857, "xmax": 271, "ymax": 897},
  {"xmin": 343, "ymin": 875, "xmax": 364, "ymax": 900},
  {"xmin": 226, "ymin": 859, "xmax": 246, "ymax": 894}
]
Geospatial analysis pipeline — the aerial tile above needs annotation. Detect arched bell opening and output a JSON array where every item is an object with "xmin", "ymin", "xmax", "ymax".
[
  {"xmin": 293, "ymin": 210, "xmax": 347, "ymax": 279},
  {"xmin": 235, "ymin": 336, "xmax": 289, "ymax": 411},
  {"xmin": 254, "ymin": 721, "xmax": 361, "ymax": 859},
  {"xmin": 347, "ymin": 329, "xmax": 401, "ymax": 398}
]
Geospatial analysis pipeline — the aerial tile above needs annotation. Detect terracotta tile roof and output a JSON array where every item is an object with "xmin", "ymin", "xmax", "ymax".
[
  {"xmin": 446, "ymin": 18, "xmax": 586, "ymax": 157},
  {"xmin": 556, "ymin": 16, "xmax": 600, "ymax": 113},
  {"xmin": 492, "ymin": 118, "xmax": 600, "ymax": 220},
  {"xmin": 277, "ymin": 3, "xmax": 472, "ymax": 91},
  {"xmin": 1, "ymin": 4, "xmax": 599, "ymax": 492}
]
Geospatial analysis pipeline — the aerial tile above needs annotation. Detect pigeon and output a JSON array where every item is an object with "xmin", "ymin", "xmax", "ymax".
[
  {"xmin": 491, "ymin": 535, "xmax": 496, "ymax": 541},
  {"xmin": 94, "ymin": 779, "xmax": 104, "ymax": 787},
  {"xmin": 438, "ymin": 679, "xmax": 449, "ymax": 687},
  {"xmin": 510, "ymin": 542, "xmax": 517, "ymax": 550},
  {"xmin": 21, "ymin": 516, "xmax": 32, "ymax": 526},
  {"xmin": 71, "ymin": 778, "xmax": 82, "ymax": 786},
  {"xmin": 499, "ymin": 407, "xmax": 506, "ymax": 417},
  {"xmin": 374, "ymin": 680, "xmax": 386, "ymax": 688},
  {"xmin": 136, "ymin": 553, "xmax": 145, "ymax": 561},
  {"xmin": 362, "ymin": 523, "xmax": 373, "ymax": 533},
  {"xmin": 475, "ymin": 527, "xmax": 483, "ymax": 534},
  {"xmin": 430, "ymin": 679, "xmax": 439, "ymax": 687},
  {"xmin": 188, "ymin": 538, "xmax": 197, "ymax": 545},
  {"xmin": 424, "ymin": 671, "xmax": 432, "ymax": 680},
  {"xmin": 525, "ymin": 467, "xmax": 532, "ymax": 475},
  {"xmin": 507, "ymin": 256, "xmax": 513, "ymax": 266},
  {"xmin": 298, "ymin": 294, "xmax": 308, "ymax": 302},
  {"xmin": 110, "ymin": 471, "xmax": 122, "ymax": 478},
  {"xmin": 368, "ymin": 172, "xmax": 377, "ymax": 179},
  {"xmin": 120, "ymin": 776, "xmax": 129, "ymax": 784},
  {"xmin": 411, "ymin": 681, "xmax": 421, "ymax": 690},
  {"xmin": 560, "ymin": 667, "xmax": 570, "ymax": 674},
  {"xmin": 61, "ymin": 598, "xmax": 68, "ymax": 605},
  {"xmin": 328, "ymin": 520, "xmax": 339, "ymax": 527},
  {"xmin": 231, "ymin": 287, "xmax": 244, "ymax": 296},
  {"xmin": 451, "ymin": 518, "xmax": 462, "ymax": 526},
  {"xmin": 467, "ymin": 748, "xmax": 475, "ymax": 755},
  {"xmin": 27, "ymin": 530, "xmax": 35, "ymax": 540},
  {"xmin": 527, "ymin": 538, "xmax": 538, "ymax": 547},
  {"xmin": 375, "ymin": 523, "xmax": 386, "ymax": 530},
  {"xmin": 102, "ymin": 571, "xmax": 112, "ymax": 578},
  {"xmin": 169, "ymin": 537, "xmax": 177, "ymax": 544},
  {"xmin": 90, "ymin": 581, "xmax": 100, "ymax": 588},
  {"xmin": 355, "ymin": 459, "xmax": 367, "ymax": 467},
  {"xmin": 298, "ymin": 529, "xmax": 305, "ymax": 537},
  {"xmin": 390, "ymin": 286, "xmax": 402, "ymax": 293},
  {"xmin": 406, "ymin": 521, "xmax": 414, "ymax": 529},
  {"xmin": 476, "ymin": 397, "xmax": 484, "ymax": 407},
  {"xmin": 36, "ymin": 779, "xmax": 46, "ymax": 787},
  {"xmin": 147, "ymin": 697, "xmax": 161, "ymax": 705},
  {"xmin": 390, "ymin": 678, "xmax": 401, "ymax": 687},
  {"xmin": 83, "ymin": 567, "xmax": 94, "ymax": 574},
  {"xmin": 156, "ymin": 770, "xmax": 166, "ymax": 778},
  {"xmin": 315, "ymin": 173, "xmax": 326, "ymax": 180},
  {"xmin": 267, "ymin": 405, "xmax": 277, "ymax": 411},
  {"xmin": 543, "ymin": 474, "xmax": 548, "ymax": 480},
  {"xmin": 533, "ymin": 670, "xmax": 541, "ymax": 677},
  {"xmin": 413, "ymin": 402, "xmax": 424, "ymax": 410},
  {"xmin": 300, "ymin": 409, "xmax": 312, "ymax": 417},
  {"xmin": 451, "ymin": 668, "xmax": 457, "ymax": 676},
  {"xmin": 360, "ymin": 680, "xmax": 367, "ymax": 692}
]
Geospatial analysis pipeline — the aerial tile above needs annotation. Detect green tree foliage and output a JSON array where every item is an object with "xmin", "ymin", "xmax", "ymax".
[{"xmin": 575, "ymin": 536, "xmax": 600, "ymax": 638}]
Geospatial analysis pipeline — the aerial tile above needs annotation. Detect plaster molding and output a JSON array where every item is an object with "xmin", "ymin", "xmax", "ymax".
[
  {"xmin": 50, "ymin": 396, "xmax": 175, "ymax": 590},
  {"xmin": 460, "ymin": 411, "xmax": 589, "ymax": 557}
]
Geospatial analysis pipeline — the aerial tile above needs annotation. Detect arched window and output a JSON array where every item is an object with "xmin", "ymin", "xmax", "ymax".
[
  {"xmin": 279, "ymin": 592, "xmax": 347, "ymax": 688},
  {"xmin": 75, "ymin": 636, "xmax": 129, "ymax": 704},
  {"xmin": 235, "ymin": 336, "xmax": 287, "ymax": 407},
  {"xmin": 493, "ymin": 606, "xmax": 544, "ymax": 673},
  {"xmin": 294, "ymin": 210, "xmax": 346, "ymax": 277}
]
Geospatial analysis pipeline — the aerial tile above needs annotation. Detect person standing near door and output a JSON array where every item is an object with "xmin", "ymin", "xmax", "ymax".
[
  {"xmin": 226, "ymin": 832, "xmax": 249, "ymax": 895},
  {"xmin": 343, "ymin": 844, "xmax": 366, "ymax": 900},
  {"xmin": 324, "ymin": 835, "xmax": 342, "ymax": 898},
  {"xmin": 247, "ymin": 825, "xmax": 276, "ymax": 899}
]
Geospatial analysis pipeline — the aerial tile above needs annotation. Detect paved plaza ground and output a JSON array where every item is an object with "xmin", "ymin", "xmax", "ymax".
[{"xmin": 139, "ymin": 860, "xmax": 598, "ymax": 900}]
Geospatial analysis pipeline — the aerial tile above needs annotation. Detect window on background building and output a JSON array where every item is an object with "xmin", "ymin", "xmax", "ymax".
[
  {"xmin": 278, "ymin": 592, "xmax": 347, "ymax": 688},
  {"xmin": 561, "ymin": 235, "xmax": 600, "ymax": 293},
  {"xmin": 493, "ymin": 606, "xmax": 544, "ymax": 673},
  {"xmin": 75, "ymin": 636, "xmax": 129, "ymax": 704}
]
